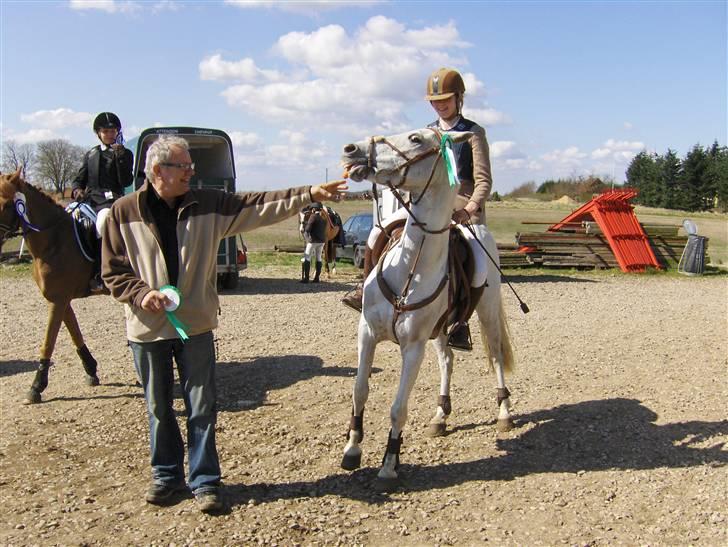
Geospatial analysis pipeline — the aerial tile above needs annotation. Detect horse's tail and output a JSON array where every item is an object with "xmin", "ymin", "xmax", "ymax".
[{"xmin": 479, "ymin": 298, "xmax": 514, "ymax": 374}]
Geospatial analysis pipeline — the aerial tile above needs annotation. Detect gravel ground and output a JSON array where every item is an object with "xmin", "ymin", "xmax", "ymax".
[{"xmin": 0, "ymin": 268, "xmax": 726, "ymax": 546}]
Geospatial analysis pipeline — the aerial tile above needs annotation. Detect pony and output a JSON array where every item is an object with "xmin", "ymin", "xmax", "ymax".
[
  {"xmin": 339, "ymin": 127, "xmax": 515, "ymax": 485},
  {"xmin": 0, "ymin": 169, "xmax": 101, "ymax": 404},
  {"xmin": 299, "ymin": 204, "xmax": 342, "ymax": 277}
]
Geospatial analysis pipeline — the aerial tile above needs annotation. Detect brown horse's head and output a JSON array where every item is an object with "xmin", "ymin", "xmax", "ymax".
[{"xmin": 0, "ymin": 168, "xmax": 24, "ymax": 251}]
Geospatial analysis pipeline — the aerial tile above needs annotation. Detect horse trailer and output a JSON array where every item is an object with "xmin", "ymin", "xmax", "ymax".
[{"xmin": 126, "ymin": 127, "xmax": 246, "ymax": 290}]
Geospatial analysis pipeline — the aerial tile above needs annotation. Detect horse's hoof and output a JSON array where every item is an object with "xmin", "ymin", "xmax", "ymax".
[
  {"xmin": 23, "ymin": 389, "xmax": 42, "ymax": 405},
  {"xmin": 426, "ymin": 422, "xmax": 447, "ymax": 437},
  {"xmin": 496, "ymin": 417, "xmax": 514, "ymax": 432},
  {"xmin": 85, "ymin": 375, "xmax": 100, "ymax": 387},
  {"xmin": 341, "ymin": 453, "xmax": 362, "ymax": 471}
]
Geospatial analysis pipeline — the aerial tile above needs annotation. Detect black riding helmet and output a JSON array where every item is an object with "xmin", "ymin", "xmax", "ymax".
[{"xmin": 93, "ymin": 112, "xmax": 122, "ymax": 132}]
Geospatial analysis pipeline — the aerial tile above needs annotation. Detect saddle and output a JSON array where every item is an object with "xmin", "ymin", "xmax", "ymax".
[
  {"xmin": 65, "ymin": 202, "xmax": 98, "ymax": 263},
  {"xmin": 369, "ymin": 219, "xmax": 480, "ymax": 340}
]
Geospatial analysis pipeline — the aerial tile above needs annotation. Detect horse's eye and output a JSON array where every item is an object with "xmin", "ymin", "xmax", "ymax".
[{"xmin": 408, "ymin": 134, "xmax": 423, "ymax": 145}]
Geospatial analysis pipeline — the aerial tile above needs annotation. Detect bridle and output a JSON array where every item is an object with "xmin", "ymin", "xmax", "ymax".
[{"xmin": 365, "ymin": 127, "xmax": 452, "ymax": 235}]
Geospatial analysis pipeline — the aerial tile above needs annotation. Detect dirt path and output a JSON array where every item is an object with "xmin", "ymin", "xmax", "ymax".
[{"xmin": 1, "ymin": 269, "xmax": 726, "ymax": 546}]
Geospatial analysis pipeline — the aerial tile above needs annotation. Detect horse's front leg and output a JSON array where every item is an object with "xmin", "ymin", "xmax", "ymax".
[
  {"xmin": 379, "ymin": 340, "xmax": 426, "ymax": 483},
  {"xmin": 63, "ymin": 304, "xmax": 100, "ymax": 386},
  {"xmin": 426, "ymin": 334, "xmax": 454, "ymax": 437},
  {"xmin": 341, "ymin": 318, "xmax": 376, "ymax": 470},
  {"xmin": 24, "ymin": 300, "xmax": 68, "ymax": 404}
]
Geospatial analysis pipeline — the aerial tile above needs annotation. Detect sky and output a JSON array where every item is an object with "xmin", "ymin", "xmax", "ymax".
[{"xmin": 1, "ymin": 0, "xmax": 726, "ymax": 194}]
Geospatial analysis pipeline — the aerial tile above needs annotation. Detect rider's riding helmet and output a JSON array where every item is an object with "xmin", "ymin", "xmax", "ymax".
[
  {"xmin": 93, "ymin": 112, "xmax": 122, "ymax": 133},
  {"xmin": 424, "ymin": 68, "xmax": 466, "ymax": 101},
  {"xmin": 310, "ymin": 202, "xmax": 323, "ymax": 210}
]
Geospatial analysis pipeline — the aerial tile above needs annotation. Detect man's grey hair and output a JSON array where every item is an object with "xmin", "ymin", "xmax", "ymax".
[{"xmin": 144, "ymin": 135, "xmax": 190, "ymax": 181}]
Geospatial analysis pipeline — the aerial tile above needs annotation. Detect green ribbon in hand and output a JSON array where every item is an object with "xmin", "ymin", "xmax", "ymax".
[
  {"xmin": 440, "ymin": 133, "xmax": 460, "ymax": 188},
  {"xmin": 159, "ymin": 285, "xmax": 189, "ymax": 341}
]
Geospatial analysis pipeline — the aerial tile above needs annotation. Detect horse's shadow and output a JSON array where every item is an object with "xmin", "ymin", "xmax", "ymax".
[
  {"xmin": 225, "ymin": 277, "xmax": 354, "ymax": 295},
  {"xmin": 215, "ymin": 355, "xmax": 359, "ymax": 412},
  {"xmin": 0, "ymin": 360, "xmax": 39, "ymax": 377},
  {"xmin": 222, "ymin": 397, "xmax": 727, "ymax": 507}
]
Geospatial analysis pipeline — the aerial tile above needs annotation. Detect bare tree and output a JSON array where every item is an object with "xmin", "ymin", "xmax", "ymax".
[
  {"xmin": 1, "ymin": 140, "xmax": 36, "ymax": 178},
  {"xmin": 35, "ymin": 139, "xmax": 85, "ymax": 196}
]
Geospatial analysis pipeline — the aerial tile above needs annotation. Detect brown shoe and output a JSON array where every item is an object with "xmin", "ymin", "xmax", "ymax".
[
  {"xmin": 447, "ymin": 322, "xmax": 472, "ymax": 351},
  {"xmin": 341, "ymin": 285, "xmax": 363, "ymax": 312}
]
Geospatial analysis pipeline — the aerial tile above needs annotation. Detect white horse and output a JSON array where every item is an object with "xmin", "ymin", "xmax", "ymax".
[{"xmin": 340, "ymin": 127, "xmax": 515, "ymax": 484}]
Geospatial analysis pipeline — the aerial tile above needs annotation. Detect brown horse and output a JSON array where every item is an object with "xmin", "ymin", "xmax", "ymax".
[
  {"xmin": 0, "ymin": 169, "xmax": 101, "ymax": 404},
  {"xmin": 299, "ymin": 205, "xmax": 342, "ymax": 277}
]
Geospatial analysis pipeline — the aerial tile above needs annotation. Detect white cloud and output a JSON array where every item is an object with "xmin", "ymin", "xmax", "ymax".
[
  {"xmin": 227, "ymin": 131, "xmax": 261, "ymax": 147},
  {"xmin": 20, "ymin": 108, "xmax": 92, "ymax": 129},
  {"xmin": 205, "ymin": 16, "xmax": 497, "ymax": 136},
  {"xmin": 541, "ymin": 146, "xmax": 587, "ymax": 165},
  {"xmin": 623, "ymin": 121, "xmax": 633, "ymax": 130},
  {"xmin": 199, "ymin": 54, "xmax": 283, "ymax": 83},
  {"xmin": 68, "ymin": 0, "xmax": 140, "ymax": 14},
  {"xmin": 462, "ymin": 106, "xmax": 510, "ymax": 126},
  {"xmin": 233, "ymin": 130, "xmax": 328, "ymax": 173},
  {"xmin": 224, "ymin": 0, "xmax": 383, "ymax": 14},
  {"xmin": 490, "ymin": 141, "xmax": 522, "ymax": 159},
  {"xmin": 591, "ymin": 139, "xmax": 644, "ymax": 160},
  {"xmin": 4, "ymin": 128, "xmax": 57, "ymax": 144}
]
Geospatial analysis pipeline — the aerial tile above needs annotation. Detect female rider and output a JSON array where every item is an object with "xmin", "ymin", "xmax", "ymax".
[{"xmin": 342, "ymin": 67, "xmax": 493, "ymax": 351}]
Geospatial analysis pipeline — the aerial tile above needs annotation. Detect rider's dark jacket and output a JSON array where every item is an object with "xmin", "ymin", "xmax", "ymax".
[
  {"xmin": 72, "ymin": 144, "xmax": 133, "ymax": 210},
  {"xmin": 305, "ymin": 211, "xmax": 328, "ymax": 244},
  {"xmin": 427, "ymin": 116, "xmax": 492, "ymax": 223}
]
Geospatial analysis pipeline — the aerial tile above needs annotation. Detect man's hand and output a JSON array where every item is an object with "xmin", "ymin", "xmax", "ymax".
[
  {"xmin": 141, "ymin": 290, "xmax": 171, "ymax": 313},
  {"xmin": 311, "ymin": 179, "xmax": 348, "ymax": 203}
]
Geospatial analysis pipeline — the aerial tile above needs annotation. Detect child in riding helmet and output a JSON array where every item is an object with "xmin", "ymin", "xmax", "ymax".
[
  {"xmin": 72, "ymin": 112, "xmax": 134, "ymax": 293},
  {"xmin": 342, "ymin": 67, "xmax": 493, "ymax": 351}
]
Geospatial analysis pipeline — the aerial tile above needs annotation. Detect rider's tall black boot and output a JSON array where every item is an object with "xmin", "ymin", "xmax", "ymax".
[
  {"xmin": 312, "ymin": 261, "xmax": 322, "ymax": 283},
  {"xmin": 300, "ymin": 260, "xmax": 310, "ymax": 283}
]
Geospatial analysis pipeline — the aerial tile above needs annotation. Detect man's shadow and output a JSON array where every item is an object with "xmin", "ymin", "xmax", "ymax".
[
  {"xmin": 215, "ymin": 355, "xmax": 360, "ymax": 412},
  {"xmin": 223, "ymin": 397, "xmax": 727, "ymax": 506}
]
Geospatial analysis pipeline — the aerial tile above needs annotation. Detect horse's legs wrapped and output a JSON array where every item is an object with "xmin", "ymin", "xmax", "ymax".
[
  {"xmin": 427, "ymin": 335, "xmax": 454, "ymax": 437},
  {"xmin": 341, "ymin": 319, "xmax": 377, "ymax": 470},
  {"xmin": 25, "ymin": 301, "xmax": 67, "ymax": 404},
  {"xmin": 63, "ymin": 305, "xmax": 100, "ymax": 386},
  {"xmin": 378, "ymin": 341, "xmax": 426, "ymax": 480}
]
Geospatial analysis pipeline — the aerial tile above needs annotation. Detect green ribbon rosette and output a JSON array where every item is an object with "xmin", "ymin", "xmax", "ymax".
[
  {"xmin": 440, "ymin": 133, "xmax": 460, "ymax": 188},
  {"xmin": 160, "ymin": 285, "xmax": 189, "ymax": 341}
]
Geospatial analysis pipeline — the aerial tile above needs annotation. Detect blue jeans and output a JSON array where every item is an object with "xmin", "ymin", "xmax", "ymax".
[{"xmin": 129, "ymin": 331, "xmax": 220, "ymax": 494}]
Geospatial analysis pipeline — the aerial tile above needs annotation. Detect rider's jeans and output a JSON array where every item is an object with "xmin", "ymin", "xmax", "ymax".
[{"xmin": 129, "ymin": 331, "xmax": 221, "ymax": 494}]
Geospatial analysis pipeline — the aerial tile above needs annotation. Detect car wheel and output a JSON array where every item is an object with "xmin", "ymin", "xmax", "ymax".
[{"xmin": 354, "ymin": 246, "xmax": 365, "ymax": 269}]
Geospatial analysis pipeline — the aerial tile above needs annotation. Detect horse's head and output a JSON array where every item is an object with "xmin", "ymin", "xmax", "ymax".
[
  {"xmin": 341, "ymin": 128, "xmax": 472, "ymax": 196},
  {"xmin": 0, "ymin": 168, "xmax": 24, "ymax": 249}
]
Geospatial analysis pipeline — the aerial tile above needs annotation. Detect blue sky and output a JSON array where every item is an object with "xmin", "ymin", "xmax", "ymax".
[{"xmin": 1, "ymin": 0, "xmax": 726, "ymax": 193}]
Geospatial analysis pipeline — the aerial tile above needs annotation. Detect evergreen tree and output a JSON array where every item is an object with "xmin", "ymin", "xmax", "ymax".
[
  {"xmin": 626, "ymin": 151, "xmax": 659, "ymax": 206},
  {"xmin": 679, "ymin": 145, "xmax": 709, "ymax": 211},
  {"xmin": 705, "ymin": 141, "xmax": 728, "ymax": 212},
  {"xmin": 658, "ymin": 149, "xmax": 681, "ymax": 209}
]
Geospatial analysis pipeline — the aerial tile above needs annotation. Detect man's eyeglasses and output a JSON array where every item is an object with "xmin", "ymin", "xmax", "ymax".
[{"xmin": 161, "ymin": 162, "xmax": 195, "ymax": 171}]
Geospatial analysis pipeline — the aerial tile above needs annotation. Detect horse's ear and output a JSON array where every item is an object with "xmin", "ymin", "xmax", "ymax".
[
  {"xmin": 450, "ymin": 131, "xmax": 473, "ymax": 144},
  {"xmin": 9, "ymin": 166, "xmax": 23, "ymax": 186}
]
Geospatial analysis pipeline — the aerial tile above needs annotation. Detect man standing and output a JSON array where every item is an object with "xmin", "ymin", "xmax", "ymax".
[{"xmin": 102, "ymin": 135, "xmax": 346, "ymax": 513}]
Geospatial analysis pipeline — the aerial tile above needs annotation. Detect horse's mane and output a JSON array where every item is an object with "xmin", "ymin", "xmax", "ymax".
[{"xmin": 0, "ymin": 174, "xmax": 67, "ymax": 212}]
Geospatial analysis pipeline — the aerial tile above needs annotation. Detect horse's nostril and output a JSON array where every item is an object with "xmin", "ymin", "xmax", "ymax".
[{"xmin": 343, "ymin": 144, "xmax": 357, "ymax": 155}]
